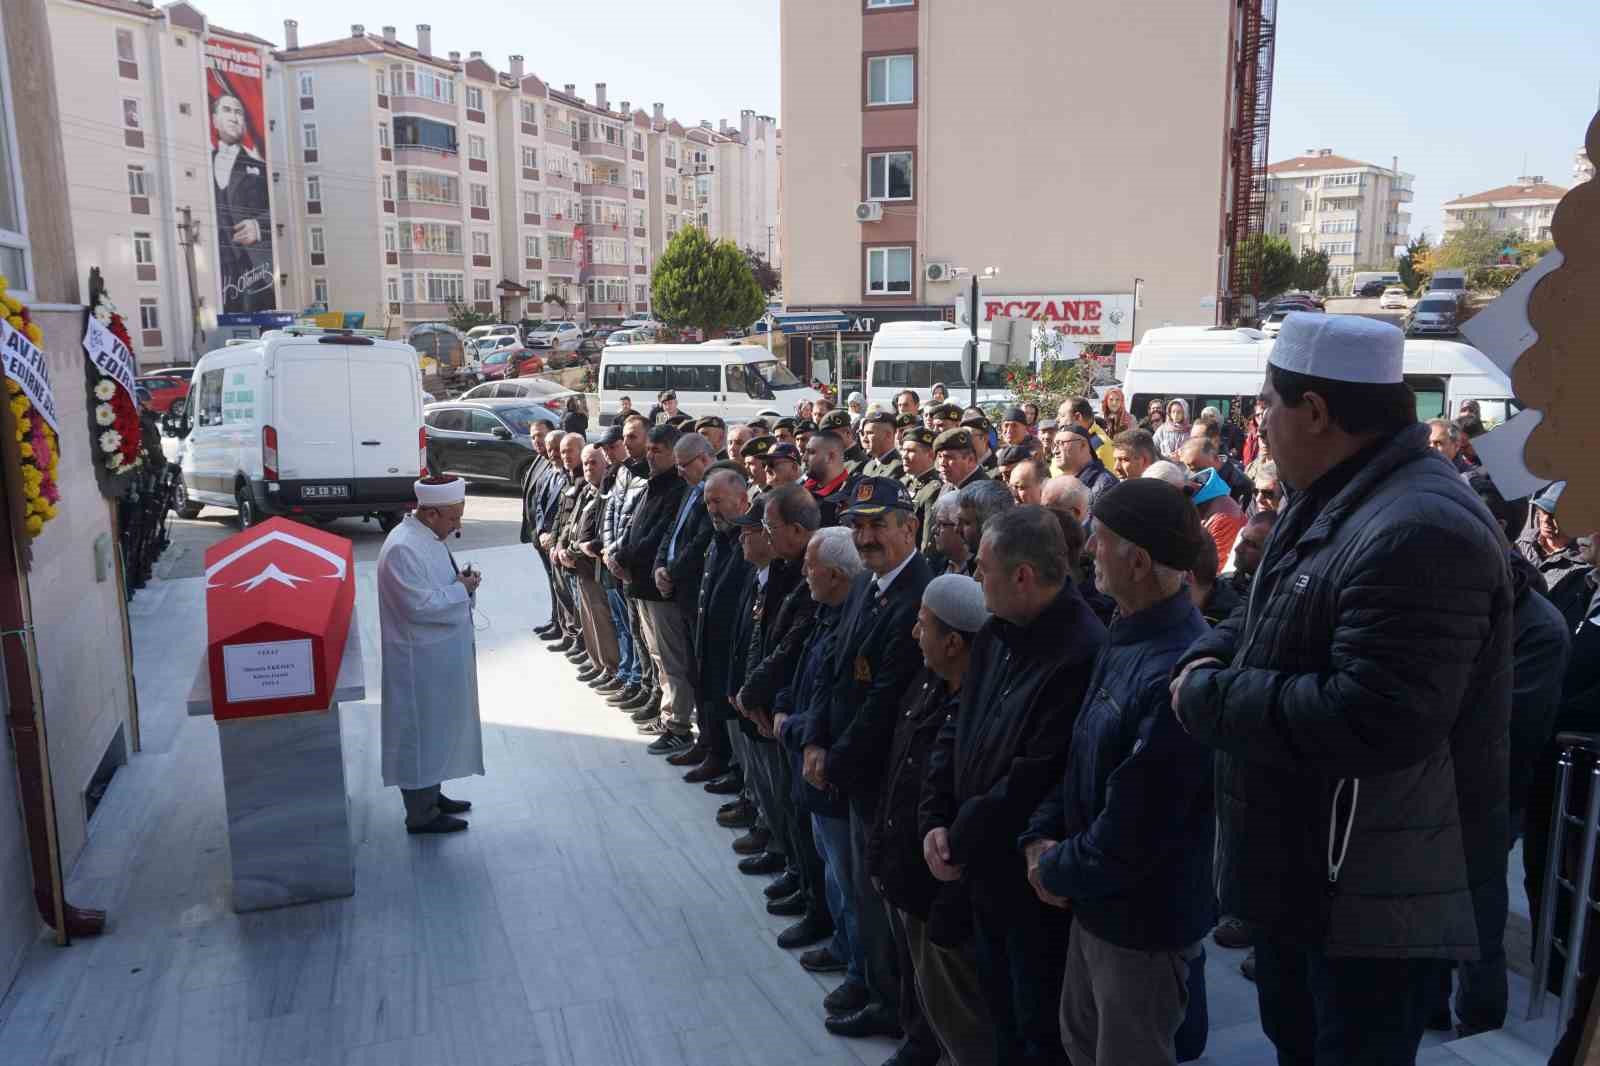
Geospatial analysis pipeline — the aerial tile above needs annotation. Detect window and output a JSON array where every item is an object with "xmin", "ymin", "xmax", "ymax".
[
  {"xmin": 384, "ymin": 226, "xmax": 396, "ymax": 253},
  {"xmin": 522, "ymin": 191, "xmax": 539, "ymax": 214},
  {"xmin": 524, "ymin": 235, "xmax": 541, "ymax": 259},
  {"xmin": 309, "ymin": 227, "xmax": 325, "ymax": 254},
  {"xmin": 473, "ymin": 277, "xmax": 491, "ymax": 301},
  {"xmin": 397, "ymin": 170, "xmax": 458, "ymax": 204},
  {"xmin": 631, "ymin": 208, "xmax": 644, "ymax": 228},
  {"xmin": 132, "ymin": 230, "xmax": 154, "ymax": 265},
  {"xmin": 472, "ymin": 231, "xmax": 491, "ymax": 255},
  {"xmin": 521, "ymin": 101, "xmax": 538, "ymax": 126},
  {"xmin": 0, "ymin": 40, "xmax": 28, "ymax": 294},
  {"xmin": 1279, "ymin": 201, "xmax": 1288, "ymax": 213},
  {"xmin": 126, "ymin": 165, "xmax": 147, "ymax": 196},
  {"xmin": 1302, "ymin": 199, "xmax": 1313, "ymax": 212},
  {"xmin": 1497, "ymin": 207, "xmax": 1508, "ymax": 220},
  {"xmin": 302, "ymin": 123, "xmax": 318, "ymax": 150},
  {"xmin": 115, "ymin": 28, "xmax": 137, "ymax": 78},
  {"xmin": 667, "ymin": 364, "xmax": 720, "ymax": 392},
  {"xmin": 298, "ymin": 72, "xmax": 314, "ymax": 98},
  {"xmin": 867, "ymin": 55, "xmax": 914, "ymax": 105},
  {"xmin": 633, "ymin": 171, "xmax": 644, "ymax": 192},
  {"xmin": 378, "ymin": 123, "xmax": 390, "ymax": 149},
  {"xmin": 306, "ymin": 175, "xmax": 321, "ymax": 201},
  {"xmin": 399, "ymin": 222, "xmax": 462, "ymax": 254},
  {"xmin": 632, "ymin": 131, "xmax": 642, "ymax": 150},
  {"xmin": 665, "ymin": 175, "xmax": 678, "ymax": 195},
  {"xmin": 470, "ymin": 183, "xmax": 488, "ymax": 209},
  {"xmin": 522, "ymin": 146, "xmax": 538, "ymax": 170},
  {"xmin": 526, "ymin": 280, "xmax": 542, "ymax": 301},
  {"xmin": 392, "ymin": 115, "xmax": 458, "ymax": 154},
  {"xmin": 603, "ymin": 363, "xmax": 667, "ymax": 392},
  {"xmin": 468, "ymin": 134, "xmax": 486, "ymax": 161},
  {"xmin": 634, "ymin": 285, "xmax": 646, "ymax": 304},
  {"xmin": 376, "ymin": 70, "xmax": 386, "ymax": 96},
  {"xmin": 1326, "ymin": 172, "xmax": 1361, "ymax": 187},
  {"xmin": 867, "ymin": 0, "xmax": 914, "ymax": 6},
  {"xmin": 123, "ymin": 97, "xmax": 142, "ymax": 130},
  {"xmin": 867, "ymin": 151, "xmax": 912, "ymax": 200},
  {"xmin": 381, "ymin": 174, "xmax": 394, "ymax": 201},
  {"xmin": 466, "ymin": 86, "xmax": 484, "ymax": 111},
  {"xmin": 547, "ymin": 236, "xmax": 573, "ymax": 260},
  {"xmin": 138, "ymin": 297, "xmax": 159, "ymax": 330},
  {"xmin": 386, "ymin": 275, "xmax": 400, "ymax": 303},
  {"xmin": 1278, "ymin": 222, "xmax": 1288, "ymax": 235},
  {"xmin": 635, "ymin": 245, "xmax": 646, "ymax": 265},
  {"xmin": 866, "ymin": 246, "xmax": 912, "ymax": 294},
  {"xmin": 312, "ymin": 277, "xmax": 328, "ymax": 305}
]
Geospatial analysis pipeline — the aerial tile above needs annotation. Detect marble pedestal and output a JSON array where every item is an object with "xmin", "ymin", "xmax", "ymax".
[{"xmin": 188, "ymin": 624, "xmax": 364, "ymax": 912}]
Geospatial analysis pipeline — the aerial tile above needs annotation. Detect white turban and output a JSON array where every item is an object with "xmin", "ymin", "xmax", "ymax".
[{"xmin": 414, "ymin": 477, "xmax": 466, "ymax": 507}]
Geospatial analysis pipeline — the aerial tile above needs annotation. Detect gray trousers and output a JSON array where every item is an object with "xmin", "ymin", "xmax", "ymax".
[
  {"xmin": 629, "ymin": 595, "xmax": 658, "ymax": 691},
  {"xmin": 902, "ymin": 908, "xmax": 996, "ymax": 1066},
  {"xmin": 743, "ymin": 740, "xmax": 789, "ymax": 858},
  {"xmin": 401, "ymin": 785, "xmax": 440, "ymax": 829},
  {"xmin": 1059, "ymin": 916, "xmax": 1197, "ymax": 1066},
  {"xmin": 637, "ymin": 600, "xmax": 694, "ymax": 734}
]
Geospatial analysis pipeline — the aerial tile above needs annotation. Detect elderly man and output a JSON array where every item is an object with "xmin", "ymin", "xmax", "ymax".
[
  {"xmin": 695, "ymin": 415, "xmax": 729, "ymax": 460},
  {"xmin": 727, "ymin": 423, "xmax": 755, "ymax": 466},
  {"xmin": 801, "ymin": 478, "xmax": 933, "ymax": 1041},
  {"xmin": 1187, "ymin": 462, "xmax": 1247, "ymax": 572},
  {"xmin": 615, "ymin": 425, "xmax": 688, "ymax": 734},
  {"xmin": 1062, "ymin": 397, "xmax": 1115, "ymax": 469},
  {"xmin": 1037, "ymin": 419, "xmax": 1059, "ymax": 457},
  {"xmin": 1228, "ymin": 510, "xmax": 1276, "ymax": 597},
  {"xmin": 595, "ymin": 426, "xmax": 639, "ymax": 698},
  {"xmin": 1172, "ymin": 314, "xmax": 1513, "ymax": 1064},
  {"xmin": 1008, "ymin": 456, "xmax": 1050, "ymax": 506},
  {"xmin": 605, "ymin": 415, "xmax": 656, "ymax": 712},
  {"xmin": 767, "ymin": 442, "xmax": 804, "ymax": 488},
  {"xmin": 1249, "ymin": 461, "xmax": 1282, "ymax": 517},
  {"xmin": 526, "ymin": 430, "xmax": 565, "ymax": 640},
  {"xmin": 1180, "ymin": 436, "xmax": 1252, "ymax": 508},
  {"xmin": 871, "ymin": 573, "xmax": 996, "ymax": 1066},
  {"xmin": 923, "ymin": 507, "xmax": 1107, "ymax": 1065},
  {"xmin": 934, "ymin": 428, "xmax": 988, "ymax": 502},
  {"xmin": 961, "ymin": 412, "xmax": 997, "ymax": 471},
  {"xmin": 1000, "ymin": 406, "xmax": 1031, "ymax": 448},
  {"xmin": 1517, "ymin": 483, "xmax": 1588, "ymax": 593},
  {"xmin": 1427, "ymin": 417, "xmax": 1475, "ymax": 474},
  {"xmin": 1022, "ymin": 479, "xmax": 1213, "ymax": 1066},
  {"xmin": 543, "ymin": 433, "xmax": 588, "ymax": 658},
  {"xmin": 926, "ymin": 493, "xmax": 971, "ymax": 576},
  {"xmin": 1040, "ymin": 475, "xmax": 1090, "ymax": 527},
  {"xmin": 558, "ymin": 443, "xmax": 620, "ymax": 684},
  {"xmin": 378, "ymin": 476, "xmax": 484, "ymax": 834},
  {"xmin": 957, "ymin": 480, "xmax": 1016, "ymax": 577},
  {"xmin": 860, "ymin": 411, "xmax": 905, "ymax": 481},
  {"xmin": 1054, "ymin": 425, "xmax": 1117, "ymax": 508}
]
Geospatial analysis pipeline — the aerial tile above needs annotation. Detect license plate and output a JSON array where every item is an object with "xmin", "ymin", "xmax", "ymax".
[{"xmin": 302, "ymin": 484, "xmax": 349, "ymax": 499}]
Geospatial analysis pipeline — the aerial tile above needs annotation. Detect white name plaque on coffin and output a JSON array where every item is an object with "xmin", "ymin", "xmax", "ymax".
[{"xmin": 222, "ymin": 638, "xmax": 316, "ymax": 703}]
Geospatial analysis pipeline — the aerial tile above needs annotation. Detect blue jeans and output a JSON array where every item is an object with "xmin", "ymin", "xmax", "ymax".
[
  {"xmin": 1255, "ymin": 939, "xmax": 1442, "ymax": 1065},
  {"xmin": 813, "ymin": 812, "xmax": 863, "ymax": 985},
  {"xmin": 605, "ymin": 586, "xmax": 639, "ymax": 685}
]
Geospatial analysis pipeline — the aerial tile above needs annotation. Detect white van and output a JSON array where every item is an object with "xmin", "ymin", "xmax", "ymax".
[
  {"xmin": 177, "ymin": 328, "xmax": 425, "ymax": 529},
  {"xmin": 865, "ymin": 321, "xmax": 1014, "ymax": 411},
  {"xmin": 597, "ymin": 342, "xmax": 821, "ymax": 425},
  {"xmin": 1121, "ymin": 325, "xmax": 1515, "ymax": 427}
]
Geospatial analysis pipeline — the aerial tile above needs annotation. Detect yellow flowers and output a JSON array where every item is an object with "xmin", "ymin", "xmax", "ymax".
[{"xmin": 0, "ymin": 280, "xmax": 61, "ymax": 542}]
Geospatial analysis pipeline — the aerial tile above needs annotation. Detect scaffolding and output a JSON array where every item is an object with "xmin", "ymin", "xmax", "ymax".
[{"xmin": 1223, "ymin": 0, "xmax": 1278, "ymax": 324}]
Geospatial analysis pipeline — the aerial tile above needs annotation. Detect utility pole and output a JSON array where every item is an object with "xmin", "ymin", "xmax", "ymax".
[{"xmin": 176, "ymin": 206, "xmax": 204, "ymax": 363}]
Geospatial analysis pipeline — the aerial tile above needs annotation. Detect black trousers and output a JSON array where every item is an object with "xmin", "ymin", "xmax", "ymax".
[{"xmin": 968, "ymin": 873, "xmax": 1070, "ymax": 1066}]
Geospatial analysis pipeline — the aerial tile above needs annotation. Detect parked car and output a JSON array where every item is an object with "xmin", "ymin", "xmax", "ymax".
[
  {"xmin": 579, "ymin": 326, "xmax": 617, "ymax": 355},
  {"xmin": 605, "ymin": 329, "xmax": 644, "ymax": 347},
  {"xmin": 525, "ymin": 321, "xmax": 582, "ymax": 352},
  {"xmin": 620, "ymin": 313, "xmax": 659, "ymax": 331},
  {"xmin": 1404, "ymin": 295, "xmax": 1463, "ymax": 337},
  {"xmin": 422, "ymin": 399, "xmax": 558, "ymax": 485},
  {"xmin": 135, "ymin": 374, "xmax": 190, "ymax": 413},
  {"xmin": 1379, "ymin": 287, "xmax": 1410, "ymax": 310},
  {"xmin": 1355, "ymin": 280, "xmax": 1388, "ymax": 298},
  {"xmin": 478, "ymin": 349, "xmax": 517, "ymax": 381},
  {"xmin": 145, "ymin": 365, "xmax": 196, "ymax": 382},
  {"xmin": 459, "ymin": 377, "xmax": 580, "ymax": 416},
  {"xmin": 466, "ymin": 323, "xmax": 520, "ymax": 345},
  {"xmin": 1260, "ymin": 310, "xmax": 1290, "ymax": 337}
]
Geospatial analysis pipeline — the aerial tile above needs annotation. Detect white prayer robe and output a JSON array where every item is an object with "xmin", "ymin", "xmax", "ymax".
[{"xmin": 377, "ymin": 515, "xmax": 484, "ymax": 789}]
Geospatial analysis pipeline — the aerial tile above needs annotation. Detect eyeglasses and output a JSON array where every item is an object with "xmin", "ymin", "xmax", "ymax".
[{"xmin": 1254, "ymin": 487, "xmax": 1280, "ymax": 500}]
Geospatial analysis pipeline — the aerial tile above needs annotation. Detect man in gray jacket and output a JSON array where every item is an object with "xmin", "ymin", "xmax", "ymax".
[{"xmin": 1172, "ymin": 314, "xmax": 1514, "ymax": 1064}]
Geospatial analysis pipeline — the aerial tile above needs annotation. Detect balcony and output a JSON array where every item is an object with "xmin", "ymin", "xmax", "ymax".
[
  {"xmin": 1392, "ymin": 186, "xmax": 1414, "ymax": 203},
  {"xmin": 587, "ymin": 301, "xmax": 627, "ymax": 318},
  {"xmin": 580, "ymin": 139, "xmax": 627, "ymax": 162},
  {"xmin": 579, "ymin": 181, "xmax": 628, "ymax": 200},
  {"xmin": 586, "ymin": 263, "xmax": 629, "ymax": 278},
  {"xmin": 395, "ymin": 198, "xmax": 463, "ymax": 220},
  {"xmin": 546, "ymin": 256, "xmax": 577, "ymax": 277},
  {"xmin": 523, "ymin": 212, "xmax": 542, "ymax": 226},
  {"xmin": 401, "ymin": 301, "xmax": 449, "ymax": 319},
  {"xmin": 524, "ymin": 257, "xmax": 544, "ymax": 271},
  {"xmin": 544, "ymin": 173, "xmax": 574, "ymax": 191},
  {"xmin": 395, "ymin": 144, "xmax": 460, "ymax": 167},
  {"xmin": 544, "ymin": 127, "xmax": 572, "ymax": 148}
]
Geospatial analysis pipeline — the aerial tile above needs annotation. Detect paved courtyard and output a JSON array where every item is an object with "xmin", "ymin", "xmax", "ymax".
[{"xmin": 0, "ymin": 535, "xmax": 1564, "ymax": 1065}]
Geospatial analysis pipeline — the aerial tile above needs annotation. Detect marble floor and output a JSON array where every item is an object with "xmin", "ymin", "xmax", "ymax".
[{"xmin": 0, "ymin": 544, "xmax": 1563, "ymax": 1065}]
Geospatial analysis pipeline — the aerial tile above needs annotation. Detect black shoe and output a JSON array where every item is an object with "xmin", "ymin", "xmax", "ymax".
[
  {"xmin": 717, "ymin": 802, "xmax": 756, "ymax": 829},
  {"xmin": 666, "ymin": 743, "xmax": 708, "ymax": 767},
  {"xmin": 618, "ymin": 690, "xmax": 654, "ymax": 711},
  {"xmin": 594, "ymin": 677, "xmax": 625, "ymax": 693},
  {"xmin": 825, "ymin": 1004, "xmax": 902, "ymax": 1039},
  {"xmin": 406, "ymin": 813, "xmax": 468, "ymax": 835},
  {"xmin": 738, "ymin": 851, "xmax": 787, "ymax": 876},
  {"xmin": 576, "ymin": 666, "xmax": 604, "ymax": 684},
  {"xmin": 683, "ymin": 759, "xmax": 728, "ymax": 784},
  {"xmin": 776, "ymin": 911, "xmax": 833, "ymax": 949},
  {"xmin": 647, "ymin": 732, "xmax": 694, "ymax": 756},
  {"xmin": 547, "ymin": 637, "xmax": 574, "ymax": 653},
  {"xmin": 535, "ymin": 624, "xmax": 559, "ymax": 639},
  {"xmin": 804, "ymin": 947, "xmax": 850, "ymax": 976},
  {"xmin": 437, "ymin": 795, "xmax": 472, "ymax": 815},
  {"xmin": 631, "ymin": 706, "xmax": 661, "ymax": 725},
  {"xmin": 565, "ymin": 649, "xmax": 590, "ymax": 665},
  {"xmin": 1240, "ymin": 947, "xmax": 1256, "ymax": 983},
  {"xmin": 822, "ymin": 980, "xmax": 867, "ymax": 1014},
  {"xmin": 766, "ymin": 890, "xmax": 807, "ymax": 917},
  {"xmin": 703, "ymin": 771, "xmax": 743, "ymax": 795},
  {"xmin": 731, "ymin": 828, "xmax": 770, "ymax": 855},
  {"xmin": 606, "ymin": 684, "xmax": 641, "ymax": 706},
  {"xmin": 763, "ymin": 871, "xmax": 801, "ymax": 899},
  {"xmin": 718, "ymin": 797, "xmax": 748, "ymax": 817}
]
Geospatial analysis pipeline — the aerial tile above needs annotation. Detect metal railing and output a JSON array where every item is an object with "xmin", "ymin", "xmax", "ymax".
[{"xmin": 1530, "ymin": 731, "xmax": 1600, "ymax": 1026}]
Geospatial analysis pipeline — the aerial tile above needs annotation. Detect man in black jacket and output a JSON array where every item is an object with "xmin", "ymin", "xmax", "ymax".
[
  {"xmin": 800, "ymin": 477, "xmax": 933, "ymax": 1042},
  {"xmin": 616, "ymin": 425, "xmax": 688, "ymax": 746},
  {"xmin": 1172, "ymin": 315, "xmax": 1513, "ymax": 1064},
  {"xmin": 541, "ymin": 433, "xmax": 587, "ymax": 655},
  {"xmin": 921, "ymin": 506, "xmax": 1107, "ymax": 1066}
]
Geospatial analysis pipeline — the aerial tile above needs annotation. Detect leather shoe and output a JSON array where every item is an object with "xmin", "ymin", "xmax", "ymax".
[
  {"xmin": 666, "ymin": 743, "xmax": 707, "ymax": 767},
  {"xmin": 776, "ymin": 912, "xmax": 833, "ymax": 949},
  {"xmin": 718, "ymin": 797, "xmax": 748, "ymax": 816},
  {"xmin": 731, "ymin": 828, "xmax": 770, "ymax": 854},
  {"xmin": 683, "ymin": 759, "xmax": 727, "ymax": 784},
  {"xmin": 606, "ymin": 685, "xmax": 641, "ymax": 705},
  {"xmin": 594, "ymin": 677, "xmax": 625, "ymax": 693},
  {"xmin": 763, "ymin": 871, "xmax": 801, "ymax": 899},
  {"xmin": 565, "ymin": 649, "xmax": 590, "ymax": 665},
  {"xmin": 822, "ymin": 981, "xmax": 867, "ymax": 1015},
  {"xmin": 618, "ymin": 690, "xmax": 654, "ymax": 711},
  {"xmin": 737, "ymin": 851, "xmax": 786, "ymax": 876},
  {"xmin": 546, "ymin": 636, "xmax": 574, "ymax": 653},
  {"xmin": 766, "ymin": 890, "xmax": 806, "ymax": 917},
  {"xmin": 703, "ymin": 771, "xmax": 742, "ymax": 795},
  {"xmin": 535, "ymin": 624, "xmax": 559, "ymax": 639},
  {"xmin": 825, "ymin": 1004, "xmax": 902, "ymax": 1039},
  {"xmin": 437, "ymin": 795, "xmax": 472, "ymax": 815},
  {"xmin": 406, "ymin": 813, "xmax": 468, "ymax": 835},
  {"xmin": 803, "ymin": 947, "xmax": 849, "ymax": 975},
  {"xmin": 717, "ymin": 802, "xmax": 756, "ymax": 829},
  {"xmin": 575, "ymin": 666, "xmax": 604, "ymax": 683},
  {"xmin": 631, "ymin": 706, "xmax": 660, "ymax": 725}
]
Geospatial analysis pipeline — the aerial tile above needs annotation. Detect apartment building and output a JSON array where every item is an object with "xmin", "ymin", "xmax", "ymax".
[
  {"xmin": 779, "ymin": 0, "xmax": 1249, "ymax": 396},
  {"xmin": 47, "ymin": 0, "xmax": 280, "ymax": 364},
  {"xmin": 1576, "ymin": 146, "xmax": 1594, "ymax": 186},
  {"xmin": 1264, "ymin": 149, "xmax": 1414, "ymax": 290},
  {"xmin": 1443, "ymin": 177, "xmax": 1567, "ymax": 243}
]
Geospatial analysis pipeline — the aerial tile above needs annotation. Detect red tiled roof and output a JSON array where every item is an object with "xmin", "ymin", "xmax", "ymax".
[
  {"xmin": 1445, "ymin": 182, "xmax": 1568, "ymax": 206},
  {"xmin": 69, "ymin": 0, "xmax": 162, "ymax": 19},
  {"xmin": 209, "ymin": 23, "xmax": 275, "ymax": 47},
  {"xmin": 275, "ymin": 34, "xmax": 456, "ymax": 71},
  {"xmin": 1267, "ymin": 152, "xmax": 1381, "ymax": 174}
]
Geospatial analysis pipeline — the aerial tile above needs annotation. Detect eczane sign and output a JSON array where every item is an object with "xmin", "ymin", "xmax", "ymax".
[{"xmin": 954, "ymin": 293, "xmax": 1135, "ymax": 344}]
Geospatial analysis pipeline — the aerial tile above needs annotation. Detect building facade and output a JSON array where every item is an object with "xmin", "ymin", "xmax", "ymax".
[
  {"xmin": 779, "ymin": 0, "xmax": 1251, "ymax": 396},
  {"xmin": 1264, "ymin": 149, "xmax": 1414, "ymax": 289},
  {"xmin": 1443, "ymin": 177, "xmax": 1567, "ymax": 243},
  {"xmin": 1575, "ymin": 146, "xmax": 1594, "ymax": 186}
]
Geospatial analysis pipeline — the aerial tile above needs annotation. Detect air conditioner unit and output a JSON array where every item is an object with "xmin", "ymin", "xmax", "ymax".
[
  {"xmin": 855, "ymin": 201, "xmax": 883, "ymax": 223},
  {"xmin": 924, "ymin": 261, "xmax": 954, "ymax": 283}
]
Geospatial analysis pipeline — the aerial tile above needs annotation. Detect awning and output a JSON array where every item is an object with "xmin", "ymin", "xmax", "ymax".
[{"xmin": 771, "ymin": 311, "xmax": 850, "ymax": 335}]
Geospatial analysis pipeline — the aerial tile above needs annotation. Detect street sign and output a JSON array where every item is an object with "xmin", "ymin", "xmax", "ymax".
[{"xmin": 987, "ymin": 316, "xmax": 1034, "ymax": 366}]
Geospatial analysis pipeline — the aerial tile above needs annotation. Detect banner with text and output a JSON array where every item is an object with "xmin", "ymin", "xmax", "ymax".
[
  {"xmin": 82, "ymin": 315, "xmax": 140, "ymax": 404},
  {"xmin": 954, "ymin": 293, "xmax": 1135, "ymax": 344},
  {"xmin": 1, "ymin": 320, "xmax": 61, "ymax": 432}
]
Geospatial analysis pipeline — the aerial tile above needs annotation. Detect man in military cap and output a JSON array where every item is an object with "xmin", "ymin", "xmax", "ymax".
[
  {"xmin": 694, "ymin": 416, "xmax": 729, "ymax": 460},
  {"xmin": 819, "ymin": 408, "xmax": 868, "ymax": 474},
  {"xmin": 665, "ymin": 413, "xmax": 694, "ymax": 431},
  {"xmin": 934, "ymin": 428, "xmax": 989, "ymax": 500},
  {"xmin": 901, "ymin": 426, "xmax": 944, "ymax": 553},
  {"xmin": 859, "ymin": 410, "xmax": 905, "ymax": 482},
  {"xmin": 741, "ymin": 434, "xmax": 776, "ymax": 501},
  {"xmin": 894, "ymin": 412, "xmax": 920, "ymax": 436},
  {"xmin": 648, "ymin": 389, "xmax": 681, "ymax": 425},
  {"xmin": 999, "ymin": 406, "xmax": 1031, "ymax": 448},
  {"xmin": 928, "ymin": 403, "xmax": 963, "ymax": 434},
  {"xmin": 795, "ymin": 420, "xmax": 818, "ymax": 455},
  {"xmin": 773, "ymin": 417, "xmax": 799, "ymax": 447},
  {"xmin": 1037, "ymin": 418, "xmax": 1059, "ymax": 458},
  {"xmin": 961, "ymin": 411, "xmax": 997, "ymax": 472},
  {"xmin": 766, "ymin": 441, "xmax": 804, "ymax": 487}
]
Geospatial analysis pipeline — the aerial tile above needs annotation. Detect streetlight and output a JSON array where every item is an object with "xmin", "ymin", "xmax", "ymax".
[{"xmin": 968, "ymin": 266, "xmax": 999, "ymax": 409}]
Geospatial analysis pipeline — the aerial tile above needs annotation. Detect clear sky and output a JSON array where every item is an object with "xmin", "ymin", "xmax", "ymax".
[{"xmin": 196, "ymin": 0, "xmax": 1597, "ymax": 243}]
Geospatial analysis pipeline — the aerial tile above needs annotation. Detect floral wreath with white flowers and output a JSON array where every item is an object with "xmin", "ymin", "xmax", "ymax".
[{"xmin": 86, "ymin": 280, "xmax": 144, "ymax": 478}]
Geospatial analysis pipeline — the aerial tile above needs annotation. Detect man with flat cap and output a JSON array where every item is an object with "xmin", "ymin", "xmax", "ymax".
[
  {"xmin": 1172, "ymin": 312, "xmax": 1514, "ymax": 1064},
  {"xmin": 773, "ymin": 417, "xmax": 799, "ymax": 446},
  {"xmin": 647, "ymin": 388, "xmax": 681, "ymax": 425},
  {"xmin": 1023, "ymin": 479, "xmax": 1214, "ymax": 1065},
  {"xmin": 933, "ymin": 428, "xmax": 989, "ymax": 505},
  {"xmin": 378, "ymin": 476, "xmax": 484, "ymax": 834},
  {"xmin": 766, "ymin": 441, "xmax": 805, "ymax": 488},
  {"xmin": 999, "ymin": 406, "xmax": 1031, "ymax": 449},
  {"xmin": 860, "ymin": 410, "xmax": 905, "ymax": 482}
]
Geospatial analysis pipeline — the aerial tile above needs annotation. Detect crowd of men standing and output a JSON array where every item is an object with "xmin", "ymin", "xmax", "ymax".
[{"xmin": 511, "ymin": 312, "xmax": 1599, "ymax": 1066}]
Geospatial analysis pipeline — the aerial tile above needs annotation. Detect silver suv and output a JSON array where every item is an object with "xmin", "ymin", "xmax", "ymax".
[{"xmin": 1404, "ymin": 295, "xmax": 1461, "ymax": 337}]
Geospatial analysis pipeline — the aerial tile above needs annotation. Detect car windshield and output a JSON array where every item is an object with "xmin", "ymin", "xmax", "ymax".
[
  {"xmin": 1431, "ymin": 278, "xmax": 1465, "ymax": 290},
  {"xmin": 1417, "ymin": 299, "xmax": 1455, "ymax": 313},
  {"xmin": 484, "ymin": 351, "xmax": 510, "ymax": 364},
  {"xmin": 1267, "ymin": 312, "xmax": 1287, "ymax": 322},
  {"xmin": 495, "ymin": 406, "xmax": 544, "ymax": 433},
  {"xmin": 748, "ymin": 359, "xmax": 804, "ymax": 390}
]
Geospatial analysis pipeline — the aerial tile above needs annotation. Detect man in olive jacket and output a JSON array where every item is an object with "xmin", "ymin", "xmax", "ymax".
[{"xmin": 1172, "ymin": 315, "xmax": 1513, "ymax": 1064}]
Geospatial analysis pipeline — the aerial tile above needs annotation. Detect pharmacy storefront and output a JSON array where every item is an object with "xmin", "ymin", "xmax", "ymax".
[{"xmin": 777, "ymin": 305, "xmax": 954, "ymax": 399}]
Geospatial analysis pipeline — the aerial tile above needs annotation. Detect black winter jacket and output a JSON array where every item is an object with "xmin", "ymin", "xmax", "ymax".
[
  {"xmin": 614, "ymin": 467, "xmax": 686, "ymax": 602},
  {"xmin": 736, "ymin": 557, "xmax": 813, "ymax": 739},
  {"xmin": 695, "ymin": 529, "xmax": 753, "ymax": 715},
  {"xmin": 921, "ymin": 580, "xmax": 1107, "ymax": 879},
  {"xmin": 870, "ymin": 670, "xmax": 959, "ymax": 919},
  {"xmin": 1174, "ymin": 424, "xmax": 1514, "ymax": 959},
  {"xmin": 1021, "ymin": 591, "xmax": 1214, "ymax": 951},
  {"xmin": 655, "ymin": 482, "xmax": 714, "ymax": 617},
  {"xmin": 1507, "ymin": 552, "xmax": 1571, "ymax": 822},
  {"xmin": 777, "ymin": 603, "xmax": 850, "ymax": 818}
]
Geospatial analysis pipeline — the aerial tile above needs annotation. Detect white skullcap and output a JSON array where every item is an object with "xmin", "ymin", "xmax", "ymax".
[
  {"xmin": 1142, "ymin": 460, "xmax": 1189, "ymax": 488},
  {"xmin": 922, "ymin": 573, "xmax": 990, "ymax": 635},
  {"xmin": 1268, "ymin": 312, "xmax": 1403, "ymax": 384},
  {"xmin": 414, "ymin": 477, "xmax": 466, "ymax": 506}
]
